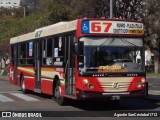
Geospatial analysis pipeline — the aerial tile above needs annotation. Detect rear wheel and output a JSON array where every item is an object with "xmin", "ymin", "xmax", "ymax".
[
  {"xmin": 54, "ymin": 80, "xmax": 66, "ymax": 105},
  {"xmin": 21, "ymin": 76, "xmax": 27, "ymax": 94}
]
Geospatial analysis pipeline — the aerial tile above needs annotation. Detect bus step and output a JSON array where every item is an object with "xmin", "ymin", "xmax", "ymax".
[
  {"xmin": 64, "ymin": 95, "xmax": 76, "ymax": 100},
  {"xmin": 34, "ymin": 89, "xmax": 41, "ymax": 93}
]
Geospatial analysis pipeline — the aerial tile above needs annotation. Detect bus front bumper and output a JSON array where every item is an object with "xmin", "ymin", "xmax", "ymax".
[{"xmin": 76, "ymin": 89, "xmax": 146, "ymax": 100}]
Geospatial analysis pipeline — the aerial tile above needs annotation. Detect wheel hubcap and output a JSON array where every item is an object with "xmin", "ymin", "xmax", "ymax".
[{"xmin": 55, "ymin": 86, "xmax": 61, "ymax": 99}]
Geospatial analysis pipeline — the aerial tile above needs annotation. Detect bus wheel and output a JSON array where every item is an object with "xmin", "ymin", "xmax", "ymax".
[
  {"xmin": 145, "ymin": 82, "xmax": 148, "ymax": 96},
  {"xmin": 54, "ymin": 80, "xmax": 66, "ymax": 105},
  {"xmin": 21, "ymin": 76, "xmax": 27, "ymax": 94}
]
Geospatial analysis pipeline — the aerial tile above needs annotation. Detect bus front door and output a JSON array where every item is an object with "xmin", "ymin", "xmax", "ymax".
[
  {"xmin": 34, "ymin": 41, "xmax": 41, "ymax": 93},
  {"xmin": 65, "ymin": 35, "xmax": 75, "ymax": 96}
]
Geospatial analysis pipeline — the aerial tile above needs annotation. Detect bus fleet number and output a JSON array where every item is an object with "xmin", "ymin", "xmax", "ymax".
[{"xmin": 91, "ymin": 22, "xmax": 112, "ymax": 33}]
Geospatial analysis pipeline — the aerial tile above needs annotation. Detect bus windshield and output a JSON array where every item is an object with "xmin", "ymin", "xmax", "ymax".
[{"xmin": 78, "ymin": 37, "xmax": 145, "ymax": 74}]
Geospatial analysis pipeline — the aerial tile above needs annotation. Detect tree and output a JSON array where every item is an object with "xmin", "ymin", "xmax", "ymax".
[
  {"xmin": 0, "ymin": 7, "xmax": 23, "ymax": 17},
  {"xmin": 46, "ymin": 0, "xmax": 78, "ymax": 23},
  {"xmin": 69, "ymin": 0, "xmax": 110, "ymax": 18},
  {"xmin": 141, "ymin": 0, "xmax": 160, "ymax": 73},
  {"xmin": 114, "ymin": 0, "xmax": 143, "ymax": 19}
]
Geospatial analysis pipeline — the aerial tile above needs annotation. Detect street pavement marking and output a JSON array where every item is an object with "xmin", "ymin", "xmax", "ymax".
[
  {"xmin": 0, "ymin": 94, "xmax": 14, "ymax": 102},
  {"xmin": 0, "ymin": 91, "xmax": 21, "ymax": 94},
  {"xmin": 10, "ymin": 93, "xmax": 39, "ymax": 101}
]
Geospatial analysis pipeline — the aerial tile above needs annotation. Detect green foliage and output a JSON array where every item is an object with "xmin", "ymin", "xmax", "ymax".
[
  {"xmin": 0, "ymin": 0, "xmax": 80, "ymax": 54},
  {"xmin": 146, "ymin": 72, "xmax": 160, "ymax": 77},
  {"xmin": 0, "ymin": 14, "xmax": 43, "ymax": 53},
  {"xmin": 47, "ymin": 1, "xmax": 78, "ymax": 23}
]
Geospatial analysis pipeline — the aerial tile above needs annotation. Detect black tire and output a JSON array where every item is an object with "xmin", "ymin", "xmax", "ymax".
[
  {"xmin": 54, "ymin": 80, "xmax": 66, "ymax": 105},
  {"xmin": 21, "ymin": 76, "xmax": 27, "ymax": 94},
  {"xmin": 145, "ymin": 82, "xmax": 148, "ymax": 96}
]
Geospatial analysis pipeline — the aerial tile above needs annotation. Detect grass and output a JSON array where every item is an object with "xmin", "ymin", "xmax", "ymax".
[{"xmin": 146, "ymin": 72, "xmax": 160, "ymax": 77}]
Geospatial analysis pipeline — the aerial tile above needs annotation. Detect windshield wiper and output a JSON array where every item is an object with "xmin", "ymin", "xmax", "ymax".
[{"xmin": 119, "ymin": 37, "xmax": 139, "ymax": 47}]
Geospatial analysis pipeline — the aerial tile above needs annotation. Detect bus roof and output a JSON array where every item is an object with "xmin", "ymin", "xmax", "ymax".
[
  {"xmin": 10, "ymin": 20, "xmax": 77, "ymax": 44},
  {"xmin": 10, "ymin": 18, "xmax": 144, "ymax": 44}
]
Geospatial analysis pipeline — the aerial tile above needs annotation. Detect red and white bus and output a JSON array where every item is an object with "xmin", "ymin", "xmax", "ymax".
[{"xmin": 10, "ymin": 18, "xmax": 147, "ymax": 105}]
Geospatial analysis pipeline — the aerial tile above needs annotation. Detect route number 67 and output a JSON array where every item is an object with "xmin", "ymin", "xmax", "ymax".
[{"xmin": 91, "ymin": 22, "xmax": 112, "ymax": 33}]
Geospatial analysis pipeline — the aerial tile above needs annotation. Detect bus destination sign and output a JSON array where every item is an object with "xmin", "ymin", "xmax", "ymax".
[{"xmin": 82, "ymin": 20, "xmax": 144, "ymax": 35}]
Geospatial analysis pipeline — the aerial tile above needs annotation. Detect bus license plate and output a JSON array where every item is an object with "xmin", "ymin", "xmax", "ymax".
[{"xmin": 111, "ymin": 96, "xmax": 120, "ymax": 100}]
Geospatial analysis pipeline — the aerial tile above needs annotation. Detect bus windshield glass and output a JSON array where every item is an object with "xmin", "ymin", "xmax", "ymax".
[{"xmin": 78, "ymin": 37, "xmax": 145, "ymax": 74}]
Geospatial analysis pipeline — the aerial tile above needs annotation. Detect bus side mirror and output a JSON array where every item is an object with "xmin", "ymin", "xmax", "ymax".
[{"xmin": 74, "ymin": 42, "xmax": 84, "ymax": 55}]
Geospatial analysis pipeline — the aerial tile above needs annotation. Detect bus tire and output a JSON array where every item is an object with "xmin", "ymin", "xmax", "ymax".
[
  {"xmin": 21, "ymin": 76, "xmax": 27, "ymax": 94},
  {"xmin": 145, "ymin": 82, "xmax": 148, "ymax": 96},
  {"xmin": 54, "ymin": 80, "xmax": 66, "ymax": 105}
]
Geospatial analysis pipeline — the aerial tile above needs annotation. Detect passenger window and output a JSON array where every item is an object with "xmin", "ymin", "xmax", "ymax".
[
  {"xmin": 19, "ymin": 43, "xmax": 27, "ymax": 65},
  {"xmin": 11, "ymin": 46, "xmax": 14, "ymax": 65},
  {"xmin": 27, "ymin": 42, "xmax": 34, "ymax": 65},
  {"xmin": 53, "ymin": 37, "xmax": 64, "ymax": 66},
  {"xmin": 42, "ymin": 38, "xmax": 53, "ymax": 65},
  {"xmin": 18, "ymin": 42, "xmax": 35, "ymax": 65}
]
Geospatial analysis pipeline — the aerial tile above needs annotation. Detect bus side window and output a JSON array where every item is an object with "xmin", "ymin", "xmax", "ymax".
[
  {"xmin": 53, "ymin": 37, "xmax": 64, "ymax": 67},
  {"xmin": 11, "ymin": 46, "xmax": 14, "ymax": 65},
  {"xmin": 42, "ymin": 38, "xmax": 53, "ymax": 66},
  {"xmin": 19, "ymin": 43, "xmax": 27, "ymax": 65},
  {"xmin": 27, "ymin": 42, "xmax": 34, "ymax": 65}
]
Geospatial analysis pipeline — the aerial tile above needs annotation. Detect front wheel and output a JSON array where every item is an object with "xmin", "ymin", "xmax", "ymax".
[
  {"xmin": 21, "ymin": 76, "xmax": 27, "ymax": 94},
  {"xmin": 54, "ymin": 80, "xmax": 66, "ymax": 105},
  {"xmin": 145, "ymin": 82, "xmax": 148, "ymax": 96}
]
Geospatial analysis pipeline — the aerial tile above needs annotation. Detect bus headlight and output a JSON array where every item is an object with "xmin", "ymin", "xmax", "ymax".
[
  {"xmin": 83, "ymin": 79, "xmax": 89, "ymax": 85},
  {"xmin": 141, "ymin": 78, "xmax": 145, "ymax": 83},
  {"xmin": 137, "ymin": 82, "xmax": 142, "ymax": 88}
]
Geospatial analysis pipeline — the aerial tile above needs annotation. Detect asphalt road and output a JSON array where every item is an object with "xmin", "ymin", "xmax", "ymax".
[
  {"xmin": 148, "ymin": 77, "xmax": 160, "ymax": 91},
  {"xmin": 0, "ymin": 76, "xmax": 159, "ymax": 119}
]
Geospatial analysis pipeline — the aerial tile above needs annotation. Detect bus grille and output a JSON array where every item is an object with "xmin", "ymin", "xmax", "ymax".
[{"xmin": 98, "ymin": 78, "xmax": 133, "ymax": 92}]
